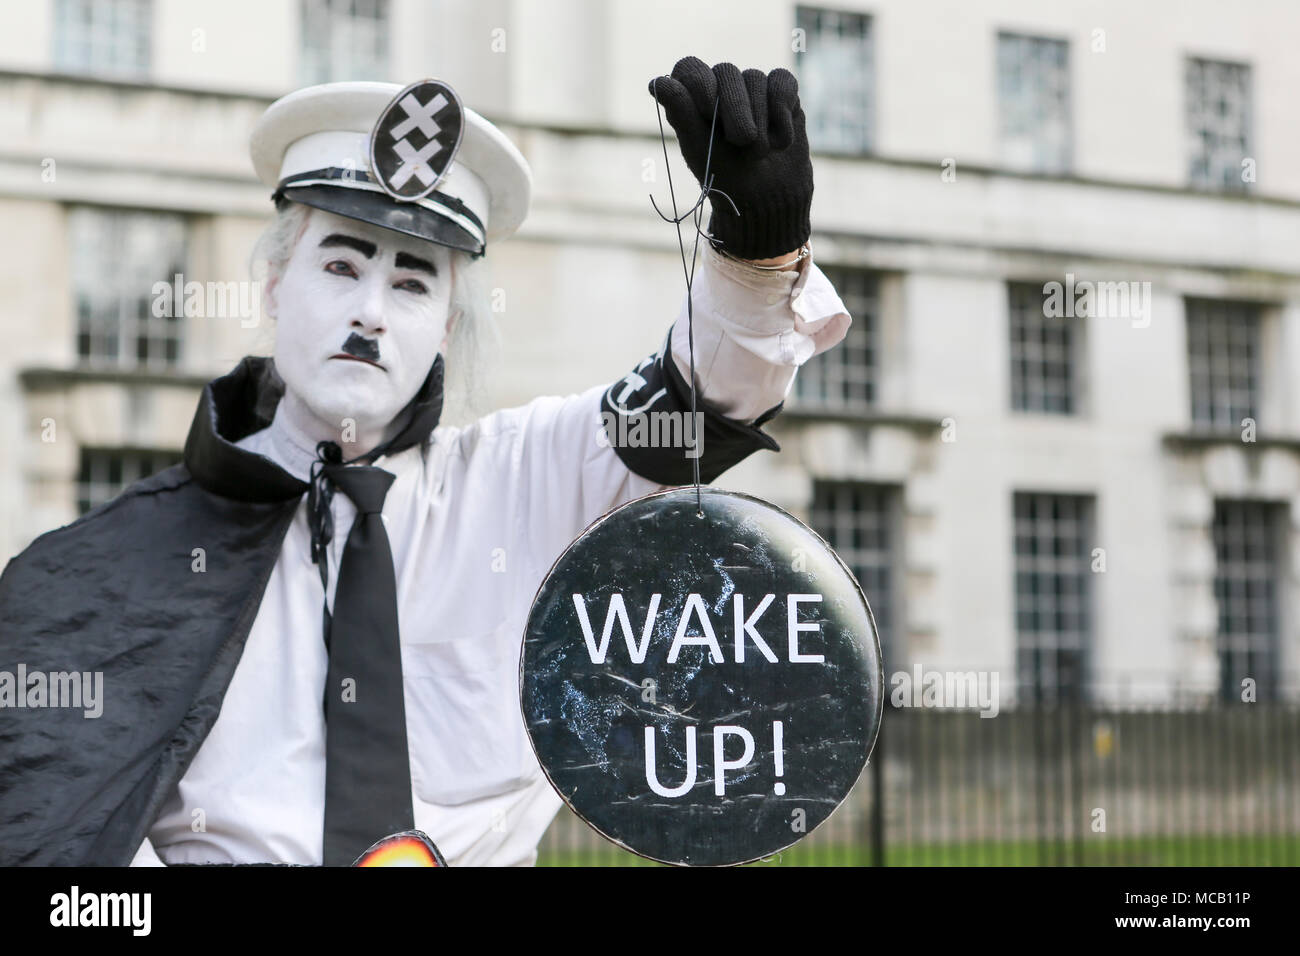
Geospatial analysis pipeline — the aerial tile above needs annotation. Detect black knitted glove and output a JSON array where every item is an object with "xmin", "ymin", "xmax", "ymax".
[{"xmin": 648, "ymin": 56, "xmax": 813, "ymax": 260}]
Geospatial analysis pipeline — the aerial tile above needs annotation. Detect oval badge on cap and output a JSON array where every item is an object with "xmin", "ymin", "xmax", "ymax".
[{"xmin": 368, "ymin": 78, "xmax": 464, "ymax": 202}]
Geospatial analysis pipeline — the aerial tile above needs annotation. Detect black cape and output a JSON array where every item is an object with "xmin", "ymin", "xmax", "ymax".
[{"xmin": 0, "ymin": 347, "xmax": 779, "ymax": 865}]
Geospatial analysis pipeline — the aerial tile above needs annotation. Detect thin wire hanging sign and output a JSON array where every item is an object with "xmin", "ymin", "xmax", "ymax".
[{"xmin": 520, "ymin": 82, "xmax": 883, "ymax": 866}]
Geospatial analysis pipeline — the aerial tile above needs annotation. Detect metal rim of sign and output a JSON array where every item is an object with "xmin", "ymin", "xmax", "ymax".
[
  {"xmin": 368, "ymin": 77, "xmax": 464, "ymax": 203},
  {"xmin": 519, "ymin": 485, "xmax": 884, "ymax": 867}
]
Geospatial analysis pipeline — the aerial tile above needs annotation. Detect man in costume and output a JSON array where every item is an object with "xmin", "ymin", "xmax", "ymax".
[{"xmin": 0, "ymin": 57, "xmax": 851, "ymax": 866}]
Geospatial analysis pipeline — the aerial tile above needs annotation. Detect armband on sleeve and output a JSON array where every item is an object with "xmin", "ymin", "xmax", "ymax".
[{"xmin": 598, "ymin": 332, "xmax": 782, "ymax": 485}]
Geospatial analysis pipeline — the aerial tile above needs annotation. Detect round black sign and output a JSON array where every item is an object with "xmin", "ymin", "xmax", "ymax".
[{"xmin": 521, "ymin": 487, "xmax": 883, "ymax": 866}]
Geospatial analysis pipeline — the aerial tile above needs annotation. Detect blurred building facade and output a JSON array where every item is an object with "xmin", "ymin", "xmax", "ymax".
[{"xmin": 1, "ymin": 0, "xmax": 1298, "ymax": 707}]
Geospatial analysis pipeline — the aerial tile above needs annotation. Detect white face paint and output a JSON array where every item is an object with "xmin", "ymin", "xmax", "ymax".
[{"xmin": 268, "ymin": 206, "xmax": 454, "ymax": 449}]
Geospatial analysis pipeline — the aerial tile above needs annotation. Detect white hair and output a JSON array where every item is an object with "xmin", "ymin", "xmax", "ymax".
[{"xmin": 248, "ymin": 201, "xmax": 497, "ymax": 422}]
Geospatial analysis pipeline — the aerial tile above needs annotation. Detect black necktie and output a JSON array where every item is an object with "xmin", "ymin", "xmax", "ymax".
[{"xmin": 319, "ymin": 463, "xmax": 414, "ymax": 866}]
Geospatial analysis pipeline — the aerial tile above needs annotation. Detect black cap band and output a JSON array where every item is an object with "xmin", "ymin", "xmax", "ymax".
[{"xmin": 273, "ymin": 167, "xmax": 486, "ymax": 258}]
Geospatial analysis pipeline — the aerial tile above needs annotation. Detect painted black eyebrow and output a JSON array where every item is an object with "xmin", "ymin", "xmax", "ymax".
[
  {"xmin": 319, "ymin": 233, "xmax": 376, "ymax": 259},
  {"xmin": 395, "ymin": 251, "xmax": 437, "ymax": 276}
]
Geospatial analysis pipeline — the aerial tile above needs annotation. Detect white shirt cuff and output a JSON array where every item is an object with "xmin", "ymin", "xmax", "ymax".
[{"xmin": 669, "ymin": 240, "xmax": 852, "ymax": 422}]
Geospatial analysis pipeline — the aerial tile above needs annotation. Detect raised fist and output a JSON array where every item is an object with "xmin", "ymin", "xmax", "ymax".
[{"xmin": 648, "ymin": 56, "xmax": 813, "ymax": 260}]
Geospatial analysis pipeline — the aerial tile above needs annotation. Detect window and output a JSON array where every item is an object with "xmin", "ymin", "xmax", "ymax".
[
  {"xmin": 77, "ymin": 448, "xmax": 181, "ymax": 514},
  {"xmin": 1186, "ymin": 58, "xmax": 1252, "ymax": 192},
  {"xmin": 1213, "ymin": 501, "xmax": 1283, "ymax": 703},
  {"xmin": 300, "ymin": 0, "xmax": 390, "ymax": 85},
  {"xmin": 810, "ymin": 482, "xmax": 899, "ymax": 675},
  {"xmin": 793, "ymin": 268, "xmax": 879, "ymax": 411},
  {"xmin": 1014, "ymin": 493, "xmax": 1093, "ymax": 704},
  {"xmin": 1009, "ymin": 282, "xmax": 1080, "ymax": 414},
  {"xmin": 794, "ymin": 6, "xmax": 873, "ymax": 154},
  {"xmin": 997, "ymin": 32, "xmax": 1071, "ymax": 174},
  {"xmin": 1186, "ymin": 298, "xmax": 1261, "ymax": 430},
  {"xmin": 70, "ymin": 207, "xmax": 187, "ymax": 369},
  {"xmin": 53, "ymin": 0, "xmax": 152, "ymax": 77}
]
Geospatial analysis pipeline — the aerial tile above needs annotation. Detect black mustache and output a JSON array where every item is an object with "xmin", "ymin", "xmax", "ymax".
[{"xmin": 340, "ymin": 333, "xmax": 381, "ymax": 363}]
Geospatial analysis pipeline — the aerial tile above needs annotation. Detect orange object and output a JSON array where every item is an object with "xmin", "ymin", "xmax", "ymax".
[{"xmin": 352, "ymin": 830, "xmax": 447, "ymax": 867}]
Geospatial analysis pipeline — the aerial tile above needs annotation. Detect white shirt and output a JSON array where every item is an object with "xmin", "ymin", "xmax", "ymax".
[{"xmin": 131, "ymin": 243, "xmax": 850, "ymax": 867}]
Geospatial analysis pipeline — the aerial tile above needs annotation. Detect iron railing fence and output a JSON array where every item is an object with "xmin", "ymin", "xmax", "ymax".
[{"xmin": 537, "ymin": 687, "xmax": 1300, "ymax": 866}]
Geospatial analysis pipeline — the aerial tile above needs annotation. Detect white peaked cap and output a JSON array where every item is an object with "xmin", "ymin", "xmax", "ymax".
[{"xmin": 250, "ymin": 79, "xmax": 531, "ymax": 257}]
